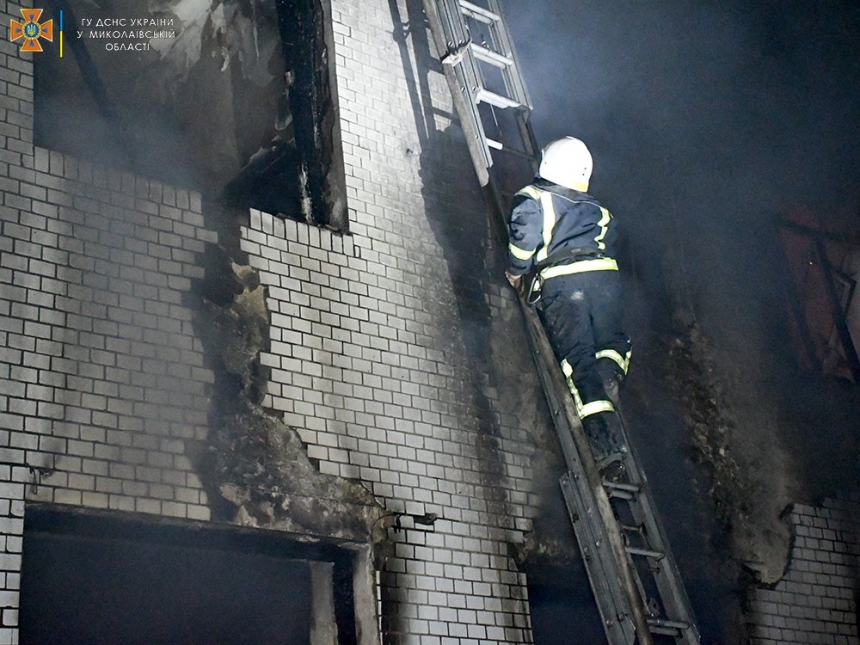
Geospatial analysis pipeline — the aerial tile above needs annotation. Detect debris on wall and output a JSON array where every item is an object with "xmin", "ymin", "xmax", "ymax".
[
  {"xmin": 667, "ymin": 312, "xmax": 791, "ymax": 585},
  {"xmin": 193, "ymin": 243, "xmax": 384, "ymax": 541}
]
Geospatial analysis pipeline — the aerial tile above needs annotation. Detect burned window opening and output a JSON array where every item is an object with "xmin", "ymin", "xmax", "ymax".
[
  {"xmin": 21, "ymin": 506, "xmax": 361, "ymax": 645},
  {"xmin": 33, "ymin": 0, "xmax": 348, "ymax": 232},
  {"xmin": 227, "ymin": 0, "xmax": 348, "ymax": 232},
  {"xmin": 276, "ymin": 0, "xmax": 347, "ymax": 231}
]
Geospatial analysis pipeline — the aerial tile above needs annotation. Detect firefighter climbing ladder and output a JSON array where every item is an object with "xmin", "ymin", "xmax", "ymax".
[{"xmin": 420, "ymin": 1, "xmax": 702, "ymax": 643}]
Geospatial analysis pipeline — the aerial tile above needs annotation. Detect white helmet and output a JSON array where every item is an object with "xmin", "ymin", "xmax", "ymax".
[{"xmin": 538, "ymin": 137, "xmax": 593, "ymax": 192}]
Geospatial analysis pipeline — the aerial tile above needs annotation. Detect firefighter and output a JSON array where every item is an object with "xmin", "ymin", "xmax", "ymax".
[{"xmin": 505, "ymin": 137, "xmax": 631, "ymax": 472}]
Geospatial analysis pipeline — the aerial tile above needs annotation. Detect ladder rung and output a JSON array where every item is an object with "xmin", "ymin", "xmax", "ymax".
[
  {"xmin": 488, "ymin": 143, "xmax": 536, "ymax": 161},
  {"xmin": 485, "ymin": 138, "xmax": 536, "ymax": 165},
  {"xmin": 469, "ymin": 43, "xmax": 513, "ymax": 68},
  {"xmin": 604, "ymin": 481, "xmax": 640, "ymax": 494},
  {"xmin": 607, "ymin": 489, "xmax": 636, "ymax": 501},
  {"xmin": 476, "ymin": 88, "xmax": 522, "ymax": 109},
  {"xmin": 459, "ymin": 0, "xmax": 500, "ymax": 24},
  {"xmin": 648, "ymin": 618, "xmax": 691, "ymax": 635},
  {"xmin": 626, "ymin": 546, "xmax": 665, "ymax": 560},
  {"xmin": 604, "ymin": 480, "xmax": 640, "ymax": 499}
]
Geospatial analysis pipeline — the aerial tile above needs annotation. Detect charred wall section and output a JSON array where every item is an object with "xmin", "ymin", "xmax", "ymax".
[
  {"xmin": 1, "ymin": 0, "xmax": 561, "ymax": 643},
  {"xmin": 191, "ymin": 226, "xmax": 384, "ymax": 539},
  {"xmin": 274, "ymin": 0, "xmax": 348, "ymax": 230},
  {"xmin": 34, "ymin": 0, "xmax": 347, "ymax": 230},
  {"xmin": 232, "ymin": 0, "xmax": 562, "ymax": 639}
]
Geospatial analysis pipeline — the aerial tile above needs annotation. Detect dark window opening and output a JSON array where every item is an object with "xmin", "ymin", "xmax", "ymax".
[
  {"xmin": 524, "ymin": 560, "xmax": 605, "ymax": 644},
  {"xmin": 776, "ymin": 213, "xmax": 860, "ymax": 382},
  {"xmin": 21, "ymin": 507, "xmax": 359, "ymax": 645},
  {"xmin": 35, "ymin": 0, "xmax": 347, "ymax": 231}
]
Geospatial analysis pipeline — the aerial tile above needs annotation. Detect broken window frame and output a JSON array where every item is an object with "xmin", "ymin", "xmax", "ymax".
[
  {"xmin": 275, "ymin": 0, "xmax": 349, "ymax": 232},
  {"xmin": 33, "ymin": 0, "xmax": 350, "ymax": 233}
]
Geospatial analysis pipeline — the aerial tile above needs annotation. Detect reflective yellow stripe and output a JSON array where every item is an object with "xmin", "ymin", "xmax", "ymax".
[
  {"xmin": 515, "ymin": 185, "xmax": 542, "ymax": 200},
  {"xmin": 561, "ymin": 359, "xmax": 574, "ymax": 378},
  {"xmin": 570, "ymin": 180, "xmax": 589, "ymax": 192},
  {"xmin": 561, "ymin": 359, "xmax": 584, "ymax": 411},
  {"xmin": 509, "ymin": 243, "xmax": 535, "ymax": 261},
  {"xmin": 593, "ymin": 206, "xmax": 611, "ymax": 251},
  {"xmin": 561, "ymin": 360, "xmax": 615, "ymax": 418},
  {"xmin": 580, "ymin": 400, "xmax": 615, "ymax": 418},
  {"xmin": 596, "ymin": 348, "xmax": 632, "ymax": 375},
  {"xmin": 511, "ymin": 185, "xmax": 542, "ymax": 263},
  {"xmin": 540, "ymin": 257, "xmax": 618, "ymax": 280},
  {"xmin": 536, "ymin": 191, "xmax": 556, "ymax": 263}
]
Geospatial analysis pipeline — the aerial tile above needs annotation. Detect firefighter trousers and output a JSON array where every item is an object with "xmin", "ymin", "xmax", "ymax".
[{"xmin": 537, "ymin": 269, "xmax": 631, "ymax": 420}]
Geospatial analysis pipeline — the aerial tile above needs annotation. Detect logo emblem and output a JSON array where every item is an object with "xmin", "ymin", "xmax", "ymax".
[{"xmin": 10, "ymin": 8, "xmax": 54, "ymax": 52}]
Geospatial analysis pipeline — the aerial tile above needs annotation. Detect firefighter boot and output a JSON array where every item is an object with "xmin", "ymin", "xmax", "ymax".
[
  {"xmin": 596, "ymin": 359, "xmax": 624, "ymax": 407},
  {"xmin": 603, "ymin": 376, "xmax": 621, "ymax": 407},
  {"xmin": 582, "ymin": 414, "xmax": 626, "ymax": 482}
]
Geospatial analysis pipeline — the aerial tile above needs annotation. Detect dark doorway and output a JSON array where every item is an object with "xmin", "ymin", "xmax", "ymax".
[
  {"xmin": 20, "ymin": 508, "xmax": 357, "ymax": 645},
  {"xmin": 526, "ymin": 561, "xmax": 605, "ymax": 645},
  {"xmin": 21, "ymin": 532, "xmax": 311, "ymax": 645}
]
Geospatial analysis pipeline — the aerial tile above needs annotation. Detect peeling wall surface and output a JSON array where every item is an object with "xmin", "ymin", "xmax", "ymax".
[
  {"xmin": 234, "ymin": 0, "xmax": 548, "ymax": 636},
  {"xmin": 746, "ymin": 498, "xmax": 860, "ymax": 644}
]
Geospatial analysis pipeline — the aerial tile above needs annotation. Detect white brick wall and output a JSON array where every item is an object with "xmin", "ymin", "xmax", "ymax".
[
  {"xmin": 1, "ymin": 141, "xmax": 215, "ymax": 640},
  {"xmin": 0, "ymin": 0, "xmax": 547, "ymax": 642},
  {"xmin": 746, "ymin": 498, "xmax": 860, "ymax": 644},
  {"xmin": 238, "ymin": 0, "xmax": 541, "ymax": 641},
  {"xmin": 6, "ymin": 147, "xmax": 215, "ymax": 521},
  {"xmin": 1, "ymin": 3, "xmax": 32, "ymax": 640},
  {"xmin": 244, "ymin": 212, "xmax": 534, "ymax": 642}
]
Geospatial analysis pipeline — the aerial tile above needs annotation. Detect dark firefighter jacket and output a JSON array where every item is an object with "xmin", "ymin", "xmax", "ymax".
[{"xmin": 507, "ymin": 178, "xmax": 619, "ymax": 279}]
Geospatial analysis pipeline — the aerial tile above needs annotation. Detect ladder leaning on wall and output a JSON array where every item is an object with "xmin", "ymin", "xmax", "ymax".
[{"xmin": 419, "ymin": 1, "xmax": 702, "ymax": 643}]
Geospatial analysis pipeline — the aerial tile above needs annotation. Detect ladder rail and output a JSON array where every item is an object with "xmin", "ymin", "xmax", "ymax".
[
  {"xmin": 424, "ymin": 0, "xmax": 539, "ymax": 180},
  {"xmin": 521, "ymin": 300, "xmax": 654, "ymax": 645},
  {"xmin": 561, "ymin": 473, "xmax": 637, "ymax": 644},
  {"xmin": 484, "ymin": 0, "xmax": 533, "ymax": 110},
  {"xmin": 422, "ymin": 0, "xmax": 493, "ymax": 185},
  {"xmin": 524, "ymin": 258, "xmax": 700, "ymax": 645},
  {"xmin": 463, "ymin": 0, "xmax": 540, "ymax": 167},
  {"xmin": 613, "ymin": 410, "xmax": 702, "ymax": 643}
]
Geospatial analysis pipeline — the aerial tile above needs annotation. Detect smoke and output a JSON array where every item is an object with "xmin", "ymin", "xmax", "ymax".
[
  {"xmin": 501, "ymin": 0, "xmax": 860, "ymax": 636},
  {"xmin": 501, "ymin": 0, "xmax": 860, "ymax": 466},
  {"xmin": 504, "ymin": 1, "xmax": 860, "ymax": 253}
]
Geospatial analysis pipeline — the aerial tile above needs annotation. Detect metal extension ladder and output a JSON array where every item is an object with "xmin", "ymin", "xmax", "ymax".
[
  {"xmin": 420, "ymin": 1, "xmax": 701, "ymax": 643},
  {"xmin": 421, "ymin": 0, "xmax": 540, "ymax": 191}
]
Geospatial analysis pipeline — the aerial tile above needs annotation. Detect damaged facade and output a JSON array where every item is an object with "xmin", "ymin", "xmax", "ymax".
[
  {"xmin": 3, "ymin": 0, "xmax": 551, "ymax": 642},
  {"xmin": 2, "ymin": 0, "xmax": 860, "ymax": 644}
]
